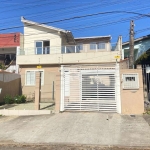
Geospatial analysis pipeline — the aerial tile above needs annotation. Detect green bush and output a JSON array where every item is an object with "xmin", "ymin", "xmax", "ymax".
[
  {"xmin": 14, "ymin": 95, "xmax": 26, "ymax": 104},
  {"xmin": 4, "ymin": 95, "xmax": 14, "ymax": 104},
  {"xmin": 4, "ymin": 94, "xmax": 26, "ymax": 104}
]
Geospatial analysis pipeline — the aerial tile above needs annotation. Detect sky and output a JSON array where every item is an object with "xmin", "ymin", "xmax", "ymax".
[{"xmin": 0, "ymin": 0, "xmax": 150, "ymax": 45}]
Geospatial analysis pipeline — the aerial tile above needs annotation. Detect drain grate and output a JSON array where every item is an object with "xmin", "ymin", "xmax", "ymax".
[{"xmin": 130, "ymin": 115, "xmax": 136, "ymax": 117}]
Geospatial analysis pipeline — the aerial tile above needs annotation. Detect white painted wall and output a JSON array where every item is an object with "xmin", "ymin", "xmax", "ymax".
[{"xmin": 24, "ymin": 23, "xmax": 62, "ymax": 54}]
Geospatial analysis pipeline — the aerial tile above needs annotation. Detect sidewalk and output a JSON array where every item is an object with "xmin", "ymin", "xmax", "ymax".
[{"xmin": 0, "ymin": 113, "xmax": 150, "ymax": 148}]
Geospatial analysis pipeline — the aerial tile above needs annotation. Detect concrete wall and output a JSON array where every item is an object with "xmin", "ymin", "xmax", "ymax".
[
  {"xmin": 20, "ymin": 33, "xmax": 24, "ymax": 50},
  {"xmin": 119, "ymin": 59, "xmax": 129, "ymax": 69},
  {"xmin": 120, "ymin": 69, "xmax": 144, "ymax": 114},
  {"xmin": 17, "ymin": 51, "xmax": 120, "ymax": 65},
  {"xmin": 24, "ymin": 24, "xmax": 62, "ymax": 54},
  {"xmin": 0, "ymin": 71, "xmax": 21, "ymax": 103},
  {"xmin": 19, "ymin": 65, "xmax": 59, "ymax": 102}
]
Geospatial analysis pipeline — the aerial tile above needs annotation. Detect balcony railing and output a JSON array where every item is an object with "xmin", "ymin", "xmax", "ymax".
[
  {"xmin": 17, "ymin": 44, "xmax": 119, "ymax": 56},
  {"xmin": 36, "ymin": 46, "xmax": 50, "ymax": 54}
]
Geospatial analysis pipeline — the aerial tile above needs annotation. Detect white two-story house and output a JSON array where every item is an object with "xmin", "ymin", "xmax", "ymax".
[{"xmin": 17, "ymin": 17, "xmax": 124, "ymax": 113}]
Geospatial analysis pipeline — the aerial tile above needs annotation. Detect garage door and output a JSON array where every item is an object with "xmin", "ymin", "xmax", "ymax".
[{"xmin": 60, "ymin": 64, "xmax": 121, "ymax": 113}]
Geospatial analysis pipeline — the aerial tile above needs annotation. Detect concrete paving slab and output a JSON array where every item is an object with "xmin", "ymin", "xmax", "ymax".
[{"xmin": 0, "ymin": 113, "xmax": 150, "ymax": 147}]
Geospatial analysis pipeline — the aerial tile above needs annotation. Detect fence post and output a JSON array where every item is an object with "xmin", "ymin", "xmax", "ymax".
[{"xmin": 35, "ymin": 72, "xmax": 41, "ymax": 110}]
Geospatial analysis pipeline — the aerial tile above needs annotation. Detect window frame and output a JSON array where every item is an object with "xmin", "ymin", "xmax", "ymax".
[
  {"xmin": 76, "ymin": 43, "xmax": 83, "ymax": 51},
  {"xmin": 90, "ymin": 42, "xmax": 106, "ymax": 51},
  {"xmin": 90, "ymin": 42, "xmax": 97, "ymax": 50},
  {"xmin": 35, "ymin": 40, "xmax": 50, "ymax": 55},
  {"xmin": 97, "ymin": 42, "xmax": 105, "ymax": 50},
  {"xmin": 25, "ymin": 70, "xmax": 44, "ymax": 86},
  {"xmin": 122, "ymin": 73, "xmax": 139, "ymax": 89}
]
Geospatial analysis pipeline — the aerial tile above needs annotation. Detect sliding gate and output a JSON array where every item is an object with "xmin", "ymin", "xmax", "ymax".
[{"xmin": 60, "ymin": 64, "xmax": 121, "ymax": 113}]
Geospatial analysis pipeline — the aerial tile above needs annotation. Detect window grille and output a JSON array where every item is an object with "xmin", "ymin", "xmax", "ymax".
[{"xmin": 122, "ymin": 73, "xmax": 139, "ymax": 89}]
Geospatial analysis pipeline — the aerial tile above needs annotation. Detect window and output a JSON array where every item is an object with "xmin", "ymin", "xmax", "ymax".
[
  {"xmin": 61, "ymin": 44, "xmax": 83, "ymax": 54},
  {"xmin": 97, "ymin": 43, "xmax": 105, "ymax": 49},
  {"xmin": 35, "ymin": 41, "xmax": 50, "ymax": 54},
  {"xmin": 3, "ymin": 54, "xmax": 16, "ymax": 65},
  {"xmin": 61, "ymin": 46, "xmax": 65, "ymax": 54},
  {"xmin": 26, "ymin": 71, "xmax": 44, "ymax": 86},
  {"xmin": 122, "ymin": 74, "xmax": 139, "ymax": 89},
  {"xmin": 90, "ymin": 42, "xmax": 105, "ymax": 50},
  {"xmin": 76, "ymin": 43, "xmax": 83, "ymax": 52},
  {"xmin": 66, "ymin": 46, "xmax": 75, "ymax": 53},
  {"xmin": 90, "ymin": 42, "xmax": 96, "ymax": 50}
]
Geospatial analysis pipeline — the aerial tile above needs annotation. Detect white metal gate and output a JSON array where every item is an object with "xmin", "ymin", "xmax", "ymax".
[{"xmin": 60, "ymin": 64, "xmax": 121, "ymax": 113}]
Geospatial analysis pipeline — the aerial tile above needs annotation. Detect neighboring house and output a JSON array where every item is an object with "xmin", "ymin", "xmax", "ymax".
[
  {"xmin": 0, "ymin": 33, "xmax": 23, "ymax": 73},
  {"xmin": 122, "ymin": 35, "xmax": 150, "ymax": 101},
  {"xmin": 122, "ymin": 34, "xmax": 150, "ymax": 62},
  {"xmin": 16, "ymin": 17, "xmax": 144, "ymax": 114}
]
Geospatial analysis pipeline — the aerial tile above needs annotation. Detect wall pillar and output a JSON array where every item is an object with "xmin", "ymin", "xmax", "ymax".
[
  {"xmin": 120, "ymin": 69, "xmax": 144, "ymax": 114},
  {"xmin": 55, "ymin": 70, "xmax": 61, "ymax": 113},
  {"xmin": 16, "ymin": 46, "xmax": 20, "ymax": 74},
  {"xmin": 35, "ymin": 72, "xmax": 41, "ymax": 110}
]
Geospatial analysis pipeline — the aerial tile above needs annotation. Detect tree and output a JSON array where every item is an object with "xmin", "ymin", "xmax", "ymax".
[{"xmin": 135, "ymin": 49, "xmax": 150, "ymax": 65}]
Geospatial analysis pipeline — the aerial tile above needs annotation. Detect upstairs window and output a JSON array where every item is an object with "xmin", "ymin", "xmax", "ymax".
[
  {"xmin": 35, "ymin": 41, "xmax": 50, "ymax": 54},
  {"xmin": 90, "ymin": 42, "xmax": 97, "ymax": 50},
  {"xmin": 90, "ymin": 42, "xmax": 105, "ymax": 50},
  {"xmin": 77, "ymin": 43, "xmax": 83, "ymax": 50},
  {"xmin": 97, "ymin": 43, "xmax": 105, "ymax": 49}
]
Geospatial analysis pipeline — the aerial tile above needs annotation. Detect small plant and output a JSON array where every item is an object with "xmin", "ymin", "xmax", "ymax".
[
  {"xmin": 0, "ymin": 62, "xmax": 6, "ymax": 70},
  {"xmin": 14, "ymin": 95, "xmax": 26, "ymax": 104},
  {"xmin": 4, "ymin": 95, "xmax": 14, "ymax": 104},
  {"xmin": 143, "ymin": 107, "xmax": 150, "ymax": 115}
]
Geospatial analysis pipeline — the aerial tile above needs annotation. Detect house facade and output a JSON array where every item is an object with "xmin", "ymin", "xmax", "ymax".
[
  {"xmin": 0, "ymin": 33, "xmax": 23, "ymax": 73},
  {"xmin": 16, "ymin": 17, "xmax": 144, "ymax": 114},
  {"xmin": 122, "ymin": 35, "xmax": 150, "ymax": 61}
]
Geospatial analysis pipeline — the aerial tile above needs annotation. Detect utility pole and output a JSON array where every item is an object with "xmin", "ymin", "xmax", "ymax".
[{"xmin": 129, "ymin": 20, "xmax": 134, "ymax": 69}]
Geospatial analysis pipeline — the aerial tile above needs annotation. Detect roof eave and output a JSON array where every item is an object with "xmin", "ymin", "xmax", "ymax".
[
  {"xmin": 74, "ymin": 35, "xmax": 111, "ymax": 40},
  {"xmin": 123, "ymin": 35, "xmax": 150, "ymax": 46},
  {"xmin": 21, "ymin": 16, "xmax": 68, "ymax": 33},
  {"xmin": 21, "ymin": 16, "xmax": 76, "ymax": 44}
]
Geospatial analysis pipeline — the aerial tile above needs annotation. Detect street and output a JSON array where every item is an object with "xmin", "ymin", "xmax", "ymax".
[{"xmin": 0, "ymin": 112, "xmax": 150, "ymax": 149}]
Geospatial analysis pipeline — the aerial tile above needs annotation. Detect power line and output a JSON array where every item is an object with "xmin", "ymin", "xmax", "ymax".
[
  {"xmin": 0, "ymin": 10, "xmax": 150, "ymax": 32},
  {"xmin": 0, "ymin": 0, "xmax": 59, "ymax": 14},
  {"xmin": 0, "ymin": 0, "xmax": 149, "ymax": 44},
  {"xmin": 0, "ymin": 0, "xmax": 148, "ymax": 40},
  {"xmin": 0, "ymin": 14, "xmax": 147, "ymax": 46},
  {"xmin": 0, "ymin": 0, "xmax": 146, "ymax": 27},
  {"xmin": 0, "ymin": 0, "xmax": 130, "ymax": 22}
]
